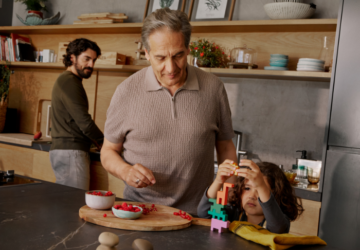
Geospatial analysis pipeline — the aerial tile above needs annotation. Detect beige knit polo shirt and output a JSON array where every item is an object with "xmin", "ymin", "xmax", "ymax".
[{"xmin": 104, "ymin": 65, "xmax": 234, "ymax": 215}]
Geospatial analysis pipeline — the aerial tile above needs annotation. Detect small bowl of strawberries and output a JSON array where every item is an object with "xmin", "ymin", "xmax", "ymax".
[
  {"xmin": 112, "ymin": 202, "xmax": 143, "ymax": 220},
  {"xmin": 85, "ymin": 190, "xmax": 115, "ymax": 210}
]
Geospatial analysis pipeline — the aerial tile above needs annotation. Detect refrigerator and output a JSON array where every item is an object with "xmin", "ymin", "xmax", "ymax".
[{"xmin": 319, "ymin": 0, "xmax": 360, "ymax": 249}]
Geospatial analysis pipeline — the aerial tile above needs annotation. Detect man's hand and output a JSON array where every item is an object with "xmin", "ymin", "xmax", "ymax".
[
  {"xmin": 100, "ymin": 138, "xmax": 156, "ymax": 189},
  {"xmin": 123, "ymin": 163, "xmax": 156, "ymax": 188}
]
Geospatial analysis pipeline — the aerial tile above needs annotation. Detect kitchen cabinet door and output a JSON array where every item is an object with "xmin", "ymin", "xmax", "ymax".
[
  {"xmin": 319, "ymin": 149, "xmax": 360, "ymax": 249},
  {"xmin": 328, "ymin": 0, "xmax": 360, "ymax": 148}
]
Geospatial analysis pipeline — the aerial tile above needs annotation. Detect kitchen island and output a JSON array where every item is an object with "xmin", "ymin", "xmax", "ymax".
[{"xmin": 0, "ymin": 176, "xmax": 337, "ymax": 250}]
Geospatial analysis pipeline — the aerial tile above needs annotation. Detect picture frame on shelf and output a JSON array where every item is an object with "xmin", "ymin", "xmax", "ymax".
[
  {"xmin": 143, "ymin": 0, "xmax": 187, "ymax": 21},
  {"xmin": 188, "ymin": 0, "xmax": 236, "ymax": 21}
]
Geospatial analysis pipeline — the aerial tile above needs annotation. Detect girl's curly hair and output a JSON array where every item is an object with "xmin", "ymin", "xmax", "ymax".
[
  {"xmin": 229, "ymin": 162, "xmax": 304, "ymax": 221},
  {"xmin": 63, "ymin": 38, "xmax": 101, "ymax": 67}
]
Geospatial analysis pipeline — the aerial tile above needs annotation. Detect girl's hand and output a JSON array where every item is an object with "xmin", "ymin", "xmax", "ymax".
[
  {"xmin": 214, "ymin": 159, "xmax": 238, "ymax": 185},
  {"xmin": 236, "ymin": 159, "xmax": 267, "ymax": 189}
]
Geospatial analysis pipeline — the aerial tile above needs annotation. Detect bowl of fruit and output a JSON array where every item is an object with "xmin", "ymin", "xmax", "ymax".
[
  {"xmin": 112, "ymin": 202, "xmax": 143, "ymax": 220},
  {"xmin": 85, "ymin": 190, "xmax": 115, "ymax": 210}
]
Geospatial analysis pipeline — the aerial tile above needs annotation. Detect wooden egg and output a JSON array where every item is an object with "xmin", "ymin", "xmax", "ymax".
[
  {"xmin": 132, "ymin": 238, "xmax": 154, "ymax": 250},
  {"xmin": 96, "ymin": 245, "xmax": 116, "ymax": 250},
  {"xmin": 98, "ymin": 232, "xmax": 119, "ymax": 247}
]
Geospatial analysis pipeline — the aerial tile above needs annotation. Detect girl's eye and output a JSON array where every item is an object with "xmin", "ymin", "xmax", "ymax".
[{"xmin": 245, "ymin": 187, "xmax": 250, "ymax": 191}]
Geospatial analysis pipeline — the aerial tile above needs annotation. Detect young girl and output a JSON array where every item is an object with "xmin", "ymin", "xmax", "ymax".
[{"xmin": 197, "ymin": 159, "xmax": 304, "ymax": 234}]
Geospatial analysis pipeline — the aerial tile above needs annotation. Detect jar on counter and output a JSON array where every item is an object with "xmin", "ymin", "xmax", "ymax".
[{"xmin": 298, "ymin": 165, "xmax": 308, "ymax": 180}]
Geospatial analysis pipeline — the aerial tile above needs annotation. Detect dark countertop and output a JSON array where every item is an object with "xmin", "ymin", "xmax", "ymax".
[
  {"xmin": 0, "ymin": 177, "xmax": 336, "ymax": 250},
  {"xmin": 0, "ymin": 140, "xmax": 321, "ymax": 202}
]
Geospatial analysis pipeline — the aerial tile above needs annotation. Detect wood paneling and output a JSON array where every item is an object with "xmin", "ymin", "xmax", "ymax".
[
  {"xmin": 289, "ymin": 199, "xmax": 322, "ymax": 236},
  {"xmin": 29, "ymin": 33, "xmax": 143, "ymax": 65},
  {"xmin": 0, "ymin": 143, "xmax": 54, "ymax": 181},
  {"xmin": 95, "ymin": 71, "xmax": 132, "ymax": 131},
  {"xmin": 8, "ymin": 68, "xmax": 97, "ymax": 134}
]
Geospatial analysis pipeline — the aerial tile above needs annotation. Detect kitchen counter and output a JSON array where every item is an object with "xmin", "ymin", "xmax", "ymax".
[
  {"xmin": 0, "ymin": 140, "xmax": 321, "ymax": 201},
  {"xmin": 0, "ymin": 176, "xmax": 336, "ymax": 250}
]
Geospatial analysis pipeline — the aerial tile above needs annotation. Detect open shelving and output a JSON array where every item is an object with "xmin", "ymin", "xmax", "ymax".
[
  {"xmin": 0, "ymin": 19, "xmax": 337, "ymax": 34},
  {"xmin": 0, "ymin": 18, "xmax": 337, "ymax": 81}
]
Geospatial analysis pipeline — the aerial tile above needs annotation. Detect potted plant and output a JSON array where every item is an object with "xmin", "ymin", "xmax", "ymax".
[
  {"xmin": 0, "ymin": 64, "xmax": 11, "ymax": 133},
  {"xmin": 189, "ymin": 39, "xmax": 227, "ymax": 68},
  {"xmin": 15, "ymin": 0, "xmax": 48, "ymax": 18},
  {"xmin": 15, "ymin": 0, "xmax": 60, "ymax": 26}
]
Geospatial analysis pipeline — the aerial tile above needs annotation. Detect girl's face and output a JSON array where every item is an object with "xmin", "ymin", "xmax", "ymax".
[{"xmin": 241, "ymin": 177, "xmax": 271, "ymax": 217}]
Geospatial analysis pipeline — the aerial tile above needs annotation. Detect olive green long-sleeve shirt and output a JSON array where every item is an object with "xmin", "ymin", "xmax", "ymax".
[{"xmin": 50, "ymin": 71, "xmax": 103, "ymax": 152}]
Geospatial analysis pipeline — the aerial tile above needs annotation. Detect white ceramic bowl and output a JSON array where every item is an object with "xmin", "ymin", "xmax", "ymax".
[
  {"xmin": 264, "ymin": 2, "xmax": 315, "ymax": 20},
  {"xmin": 112, "ymin": 205, "xmax": 143, "ymax": 220},
  {"xmin": 298, "ymin": 58, "xmax": 325, "ymax": 64},
  {"xmin": 85, "ymin": 190, "xmax": 116, "ymax": 210}
]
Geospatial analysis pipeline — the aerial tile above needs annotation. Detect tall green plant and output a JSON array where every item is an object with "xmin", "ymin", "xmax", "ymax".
[
  {"xmin": 15, "ymin": 0, "xmax": 48, "ymax": 12},
  {"xmin": 0, "ymin": 64, "xmax": 11, "ymax": 104}
]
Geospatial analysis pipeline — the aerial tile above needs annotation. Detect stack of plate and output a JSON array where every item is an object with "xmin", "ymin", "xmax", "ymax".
[
  {"xmin": 297, "ymin": 58, "xmax": 325, "ymax": 72},
  {"xmin": 265, "ymin": 54, "xmax": 289, "ymax": 70}
]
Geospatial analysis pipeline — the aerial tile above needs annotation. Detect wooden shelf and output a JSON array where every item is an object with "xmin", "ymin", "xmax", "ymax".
[
  {"xmin": 206, "ymin": 68, "xmax": 331, "ymax": 82},
  {"xmin": 2, "ymin": 61, "xmax": 331, "ymax": 81},
  {"xmin": 1, "ymin": 61, "xmax": 145, "ymax": 72},
  {"xmin": 0, "ymin": 19, "xmax": 337, "ymax": 35}
]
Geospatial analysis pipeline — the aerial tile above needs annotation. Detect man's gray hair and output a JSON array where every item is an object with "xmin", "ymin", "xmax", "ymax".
[{"xmin": 142, "ymin": 7, "xmax": 192, "ymax": 52}]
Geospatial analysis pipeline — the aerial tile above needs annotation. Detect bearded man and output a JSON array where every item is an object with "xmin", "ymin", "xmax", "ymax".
[{"xmin": 50, "ymin": 38, "xmax": 104, "ymax": 190}]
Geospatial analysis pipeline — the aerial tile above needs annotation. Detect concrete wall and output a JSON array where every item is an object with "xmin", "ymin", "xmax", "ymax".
[
  {"xmin": 11, "ymin": 0, "xmax": 341, "ymax": 169},
  {"xmin": 0, "ymin": 0, "xmax": 13, "ymax": 26}
]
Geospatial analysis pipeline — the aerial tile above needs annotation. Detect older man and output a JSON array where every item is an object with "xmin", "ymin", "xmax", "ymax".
[{"xmin": 101, "ymin": 8, "xmax": 237, "ymax": 215}]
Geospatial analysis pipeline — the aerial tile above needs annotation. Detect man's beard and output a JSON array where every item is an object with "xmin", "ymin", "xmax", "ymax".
[{"xmin": 75, "ymin": 62, "xmax": 93, "ymax": 79}]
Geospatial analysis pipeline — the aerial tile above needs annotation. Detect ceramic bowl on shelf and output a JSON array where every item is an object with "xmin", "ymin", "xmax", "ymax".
[
  {"xmin": 270, "ymin": 58, "xmax": 288, "ymax": 63},
  {"xmin": 270, "ymin": 54, "xmax": 288, "ymax": 59},
  {"xmin": 298, "ymin": 58, "xmax": 325, "ymax": 64},
  {"xmin": 85, "ymin": 190, "xmax": 115, "ymax": 210},
  {"xmin": 270, "ymin": 62, "xmax": 288, "ymax": 67},
  {"xmin": 264, "ymin": 2, "xmax": 316, "ymax": 20},
  {"xmin": 264, "ymin": 66, "xmax": 288, "ymax": 70},
  {"xmin": 112, "ymin": 206, "xmax": 143, "ymax": 220}
]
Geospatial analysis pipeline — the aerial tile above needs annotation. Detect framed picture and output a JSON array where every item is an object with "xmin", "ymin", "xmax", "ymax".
[
  {"xmin": 188, "ymin": 0, "xmax": 236, "ymax": 21},
  {"xmin": 144, "ymin": 0, "xmax": 187, "ymax": 21}
]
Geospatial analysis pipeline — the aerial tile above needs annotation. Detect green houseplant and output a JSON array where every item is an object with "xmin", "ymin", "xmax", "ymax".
[
  {"xmin": 0, "ymin": 64, "xmax": 11, "ymax": 132},
  {"xmin": 189, "ymin": 39, "xmax": 227, "ymax": 68},
  {"xmin": 15, "ymin": 0, "xmax": 48, "ymax": 18}
]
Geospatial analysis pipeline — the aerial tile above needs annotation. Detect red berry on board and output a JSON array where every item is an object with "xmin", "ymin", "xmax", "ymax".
[
  {"xmin": 174, "ymin": 212, "xmax": 179, "ymax": 216},
  {"xmin": 151, "ymin": 204, "xmax": 155, "ymax": 208},
  {"xmin": 103, "ymin": 213, "xmax": 107, "ymax": 217}
]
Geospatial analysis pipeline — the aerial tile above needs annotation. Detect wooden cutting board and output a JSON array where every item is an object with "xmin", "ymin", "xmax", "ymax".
[{"xmin": 79, "ymin": 201, "xmax": 192, "ymax": 231}]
